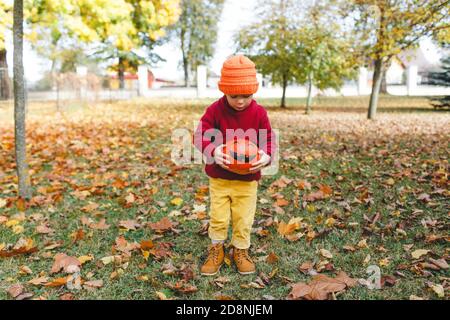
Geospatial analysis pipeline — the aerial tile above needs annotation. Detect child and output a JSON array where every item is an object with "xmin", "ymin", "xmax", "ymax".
[{"xmin": 193, "ymin": 55, "xmax": 276, "ymax": 275}]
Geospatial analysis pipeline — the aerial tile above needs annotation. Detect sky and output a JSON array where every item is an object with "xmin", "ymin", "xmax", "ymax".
[{"xmin": 5, "ymin": 0, "xmax": 258, "ymax": 83}]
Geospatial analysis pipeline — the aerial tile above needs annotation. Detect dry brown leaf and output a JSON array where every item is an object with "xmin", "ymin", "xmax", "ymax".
[
  {"xmin": 7, "ymin": 284, "xmax": 24, "ymax": 298},
  {"xmin": 50, "ymin": 253, "xmax": 81, "ymax": 274},
  {"xmin": 36, "ymin": 223, "xmax": 54, "ymax": 234},
  {"xmin": 118, "ymin": 219, "xmax": 141, "ymax": 231},
  {"xmin": 83, "ymin": 280, "xmax": 104, "ymax": 289},
  {"xmin": 148, "ymin": 217, "xmax": 175, "ymax": 233},
  {"xmin": 89, "ymin": 218, "xmax": 110, "ymax": 230},
  {"xmin": 44, "ymin": 277, "xmax": 69, "ymax": 287},
  {"xmin": 266, "ymin": 252, "xmax": 279, "ymax": 264},
  {"xmin": 275, "ymin": 198, "xmax": 289, "ymax": 207},
  {"xmin": 0, "ymin": 238, "xmax": 38, "ymax": 257},
  {"xmin": 28, "ymin": 276, "xmax": 49, "ymax": 286},
  {"xmin": 288, "ymin": 271, "xmax": 357, "ymax": 300}
]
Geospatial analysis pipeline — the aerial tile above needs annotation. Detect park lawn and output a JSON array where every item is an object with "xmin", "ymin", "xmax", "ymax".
[{"xmin": 0, "ymin": 96, "xmax": 448, "ymax": 300}]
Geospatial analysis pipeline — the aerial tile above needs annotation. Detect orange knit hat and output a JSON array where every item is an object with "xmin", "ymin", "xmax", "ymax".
[{"xmin": 218, "ymin": 55, "xmax": 259, "ymax": 95}]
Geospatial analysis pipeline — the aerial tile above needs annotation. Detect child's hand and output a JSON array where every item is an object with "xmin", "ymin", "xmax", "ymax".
[
  {"xmin": 214, "ymin": 145, "xmax": 232, "ymax": 169},
  {"xmin": 249, "ymin": 150, "xmax": 271, "ymax": 172}
]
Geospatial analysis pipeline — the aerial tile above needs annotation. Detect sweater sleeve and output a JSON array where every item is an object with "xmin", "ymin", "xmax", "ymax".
[
  {"xmin": 259, "ymin": 108, "xmax": 277, "ymax": 160},
  {"xmin": 193, "ymin": 105, "xmax": 220, "ymax": 162}
]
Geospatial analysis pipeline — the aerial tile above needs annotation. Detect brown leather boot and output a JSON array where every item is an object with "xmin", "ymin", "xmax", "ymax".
[
  {"xmin": 200, "ymin": 243, "xmax": 225, "ymax": 276},
  {"xmin": 232, "ymin": 247, "xmax": 256, "ymax": 275}
]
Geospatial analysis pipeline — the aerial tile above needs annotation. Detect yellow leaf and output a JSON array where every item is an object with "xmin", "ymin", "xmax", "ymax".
[
  {"xmin": 0, "ymin": 198, "xmax": 7, "ymax": 208},
  {"xmin": 379, "ymin": 258, "xmax": 390, "ymax": 267},
  {"xmin": 430, "ymin": 284, "xmax": 444, "ymax": 298},
  {"xmin": 101, "ymin": 256, "xmax": 119, "ymax": 265},
  {"xmin": 319, "ymin": 249, "xmax": 333, "ymax": 259},
  {"xmin": 142, "ymin": 250, "xmax": 150, "ymax": 261},
  {"xmin": 170, "ymin": 197, "xmax": 183, "ymax": 206},
  {"xmin": 19, "ymin": 265, "xmax": 32, "ymax": 275},
  {"xmin": 13, "ymin": 225, "xmax": 24, "ymax": 234},
  {"xmin": 325, "ymin": 218, "xmax": 335, "ymax": 227},
  {"xmin": 5, "ymin": 219, "xmax": 20, "ymax": 227},
  {"xmin": 385, "ymin": 178, "xmax": 395, "ymax": 186},
  {"xmin": 411, "ymin": 249, "xmax": 430, "ymax": 259},
  {"xmin": 357, "ymin": 239, "xmax": 368, "ymax": 249},
  {"xmin": 78, "ymin": 255, "xmax": 94, "ymax": 265},
  {"xmin": 155, "ymin": 291, "xmax": 169, "ymax": 300}
]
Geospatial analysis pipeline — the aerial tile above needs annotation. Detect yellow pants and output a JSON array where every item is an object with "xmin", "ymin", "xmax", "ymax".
[{"xmin": 208, "ymin": 177, "xmax": 258, "ymax": 249}]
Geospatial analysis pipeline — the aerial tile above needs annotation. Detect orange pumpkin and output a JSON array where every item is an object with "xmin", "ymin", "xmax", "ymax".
[{"xmin": 222, "ymin": 138, "xmax": 261, "ymax": 174}]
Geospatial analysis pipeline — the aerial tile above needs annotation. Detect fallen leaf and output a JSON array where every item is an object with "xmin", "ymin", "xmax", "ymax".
[
  {"xmin": 114, "ymin": 236, "xmax": 140, "ymax": 256},
  {"xmin": 118, "ymin": 219, "xmax": 141, "ymax": 231},
  {"xmin": 140, "ymin": 240, "xmax": 154, "ymax": 250},
  {"xmin": 28, "ymin": 276, "xmax": 49, "ymax": 286},
  {"xmin": 60, "ymin": 293, "xmax": 75, "ymax": 300},
  {"xmin": 78, "ymin": 255, "xmax": 94, "ymax": 265},
  {"xmin": 170, "ymin": 197, "xmax": 183, "ymax": 206},
  {"xmin": 7, "ymin": 284, "xmax": 24, "ymax": 298},
  {"xmin": 83, "ymin": 280, "xmax": 103, "ymax": 289},
  {"xmin": 319, "ymin": 249, "xmax": 333, "ymax": 259},
  {"xmin": 50, "ymin": 253, "xmax": 81, "ymax": 274},
  {"xmin": 36, "ymin": 223, "xmax": 54, "ymax": 234},
  {"xmin": 429, "ymin": 258, "xmax": 448, "ymax": 270},
  {"xmin": 319, "ymin": 184, "xmax": 333, "ymax": 195},
  {"xmin": 298, "ymin": 261, "xmax": 315, "ymax": 275},
  {"xmin": 89, "ymin": 219, "xmax": 110, "ymax": 230},
  {"xmin": 155, "ymin": 291, "xmax": 170, "ymax": 300},
  {"xmin": 81, "ymin": 202, "xmax": 100, "ymax": 213},
  {"xmin": 125, "ymin": 193, "xmax": 136, "ymax": 204},
  {"xmin": 288, "ymin": 271, "xmax": 357, "ymax": 300},
  {"xmin": 411, "ymin": 249, "xmax": 430, "ymax": 259},
  {"xmin": 428, "ymin": 283, "xmax": 445, "ymax": 298},
  {"xmin": 275, "ymin": 198, "xmax": 289, "ymax": 207},
  {"xmin": 148, "ymin": 217, "xmax": 174, "ymax": 233},
  {"xmin": 266, "ymin": 252, "xmax": 279, "ymax": 264},
  {"xmin": 100, "ymin": 255, "xmax": 122, "ymax": 265},
  {"xmin": 0, "ymin": 238, "xmax": 38, "ymax": 257},
  {"xmin": 44, "ymin": 277, "xmax": 69, "ymax": 287},
  {"xmin": 166, "ymin": 280, "xmax": 197, "ymax": 294},
  {"xmin": 16, "ymin": 292, "xmax": 34, "ymax": 300}
]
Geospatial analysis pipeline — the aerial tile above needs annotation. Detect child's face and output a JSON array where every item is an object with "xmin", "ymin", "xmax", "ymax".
[{"xmin": 226, "ymin": 94, "xmax": 253, "ymax": 111}]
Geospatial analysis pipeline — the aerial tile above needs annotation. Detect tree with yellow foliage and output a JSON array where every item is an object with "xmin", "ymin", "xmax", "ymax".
[
  {"xmin": 26, "ymin": 0, "xmax": 181, "ymax": 89},
  {"xmin": 346, "ymin": 0, "xmax": 450, "ymax": 119},
  {"xmin": 0, "ymin": 0, "xmax": 12, "ymax": 100}
]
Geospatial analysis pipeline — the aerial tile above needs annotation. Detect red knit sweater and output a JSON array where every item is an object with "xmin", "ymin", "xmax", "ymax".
[{"xmin": 193, "ymin": 95, "xmax": 276, "ymax": 181}]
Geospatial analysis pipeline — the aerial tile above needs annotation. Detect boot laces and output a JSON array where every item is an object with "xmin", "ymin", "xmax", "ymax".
[
  {"xmin": 236, "ymin": 248, "xmax": 251, "ymax": 264},
  {"xmin": 207, "ymin": 244, "xmax": 221, "ymax": 263}
]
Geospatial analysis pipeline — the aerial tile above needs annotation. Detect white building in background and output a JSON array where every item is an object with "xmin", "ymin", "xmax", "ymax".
[{"xmin": 386, "ymin": 40, "xmax": 445, "ymax": 85}]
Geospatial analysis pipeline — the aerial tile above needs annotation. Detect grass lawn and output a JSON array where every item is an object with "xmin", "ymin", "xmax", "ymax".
[{"xmin": 0, "ymin": 96, "xmax": 448, "ymax": 300}]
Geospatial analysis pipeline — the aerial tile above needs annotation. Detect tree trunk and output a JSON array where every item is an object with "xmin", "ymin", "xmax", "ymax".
[
  {"xmin": 380, "ymin": 69, "xmax": 388, "ymax": 94},
  {"xmin": 13, "ymin": 0, "xmax": 32, "ymax": 200},
  {"xmin": 50, "ymin": 59, "xmax": 60, "ymax": 111},
  {"xmin": 183, "ymin": 56, "xmax": 189, "ymax": 88},
  {"xmin": 118, "ymin": 56, "xmax": 125, "ymax": 90},
  {"xmin": 180, "ymin": 27, "xmax": 189, "ymax": 87},
  {"xmin": 368, "ymin": 58, "xmax": 384, "ymax": 119},
  {"xmin": 305, "ymin": 71, "xmax": 313, "ymax": 115},
  {"xmin": 0, "ymin": 49, "xmax": 12, "ymax": 100},
  {"xmin": 280, "ymin": 73, "xmax": 287, "ymax": 108}
]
